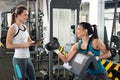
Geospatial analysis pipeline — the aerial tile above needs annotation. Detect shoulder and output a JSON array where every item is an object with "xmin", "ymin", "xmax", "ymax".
[
  {"xmin": 92, "ymin": 38, "xmax": 103, "ymax": 49},
  {"xmin": 7, "ymin": 24, "xmax": 16, "ymax": 37},
  {"xmin": 92, "ymin": 38, "xmax": 102, "ymax": 44},
  {"xmin": 92, "ymin": 38, "xmax": 105, "ymax": 49},
  {"xmin": 8, "ymin": 24, "xmax": 16, "ymax": 32}
]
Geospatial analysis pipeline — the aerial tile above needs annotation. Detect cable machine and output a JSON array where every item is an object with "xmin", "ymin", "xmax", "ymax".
[
  {"xmin": 110, "ymin": 0, "xmax": 118, "ymax": 48},
  {"xmin": 47, "ymin": 0, "xmax": 81, "ymax": 80},
  {"xmin": 108, "ymin": 0, "xmax": 120, "ymax": 63}
]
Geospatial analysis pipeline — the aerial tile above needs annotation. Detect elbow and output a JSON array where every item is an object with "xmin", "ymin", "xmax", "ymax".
[
  {"xmin": 6, "ymin": 42, "xmax": 8, "ymax": 48},
  {"xmin": 6, "ymin": 44, "xmax": 12, "ymax": 49},
  {"xmin": 108, "ymin": 51, "xmax": 112, "ymax": 58},
  {"xmin": 6, "ymin": 45, "xmax": 10, "ymax": 49},
  {"xmin": 109, "ymin": 53, "xmax": 112, "ymax": 58}
]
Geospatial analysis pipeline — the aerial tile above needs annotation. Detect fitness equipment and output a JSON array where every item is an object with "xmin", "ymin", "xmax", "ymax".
[
  {"xmin": 111, "ymin": 36, "xmax": 119, "ymax": 49},
  {"xmin": 118, "ymin": 50, "xmax": 120, "ymax": 63},
  {"xmin": 71, "ymin": 25, "xmax": 75, "ymax": 34},
  {"xmin": 63, "ymin": 35, "xmax": 99, "ymax": 79},
  {"xmin": 45, "ymin": 37, "xmax": 60, "ymax": 51},
  {"xmin": 46, "ymin": 36, "xmax": 99, "ymax": 79},
  {"xmin": 39, "ymin": 70, "xmax": 48, "ymax": 80},
  {"xmin": 107, "ymin": 36, "xmax": 119, "ymax": 60},
  {"xmin": 108, "ymin": 48, "xmax": 116, "ymax": 60},
  {"xmin": 108, "ymin": 0, "xmax": 120, "ymax": 62},
  {"xmin": 61, "ymin": 42, "xmax": 99, "ymax": 79},
  {"xmin": 109, "ymin": 0, "xmax": 118, "ymax": 48},
  {"xmin": 64, "ymin": 43, "xmax": 74, "ymax": 53},
  {"xmin": 67, "ymin": 53, "xmax": 98, "ymax": 77},
  {"xmin": 47, "ymin": 0, "xmax": 81, "ymax": 79}
]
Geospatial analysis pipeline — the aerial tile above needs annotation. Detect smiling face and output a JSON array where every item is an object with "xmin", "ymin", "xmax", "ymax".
[
  {"xmin": 76, "ymin": 25, "xmax": 87, "ymax": 38},
  {"xmin": 17, "ymin": 10, "xmax": 28, "ymax": 23}
]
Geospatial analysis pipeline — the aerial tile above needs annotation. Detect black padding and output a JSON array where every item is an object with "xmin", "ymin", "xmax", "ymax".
[
  {"xmin": 45, "ymin": 37, "xmax": 60, "ymax": 51},
  {"xmin": 111, "ymin": 36, "xmax": 119, "ymax": 42},
  {"xmin": 110, "ymin": 48, "xmax": 116, "ymax": 58}
]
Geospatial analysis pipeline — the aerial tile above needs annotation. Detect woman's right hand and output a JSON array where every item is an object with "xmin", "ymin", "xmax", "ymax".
[{"xmin": 22, "ymin": 42, "xmax": 34, "ymax": 48}]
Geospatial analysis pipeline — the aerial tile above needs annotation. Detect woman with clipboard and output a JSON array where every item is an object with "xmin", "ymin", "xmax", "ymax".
[{"xmin": 6, "ymin": 5, "xmax": 43, "ymax": 80}]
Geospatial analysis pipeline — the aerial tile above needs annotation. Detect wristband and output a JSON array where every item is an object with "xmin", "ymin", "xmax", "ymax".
[
  {"xmin": 63, "ymin": 63, "xmax": 72, "ymax": 70},
  {"xmin": 95, "ymin": 56, "xmax": 99, "ymax": 61}
]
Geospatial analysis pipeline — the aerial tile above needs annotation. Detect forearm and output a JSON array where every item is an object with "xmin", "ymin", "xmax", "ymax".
[
  {"xmin": 98, "ymin": 51, "xmax": 111, "ymax": 60},
  {"xmin": 54, "ymin": 50, "xmax": 68, "ymax": 62},
  {"xmin": 56, "ymin": 51, "xmax": 72, "ymax": 69},
  {"xmin": 58, "ymin": 52, "xmax": 68, "ymax": 63},
  {"xmin": 6, "ymin": 43, "xmax": 25, "ymax": 49}
]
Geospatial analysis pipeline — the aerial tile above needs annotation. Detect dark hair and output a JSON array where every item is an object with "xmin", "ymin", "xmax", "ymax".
[
  {"xmin": 78, "ymin": 22, "xmax": 98, "ymax": 39},
  {"xmin": 11, "ymin": 5, "xmax": 27, "ymax": 25},
  {"xmin": 78, "ymin": 22, "xmax": 110, "ymax": 50},
  {"xmin": 92, "ymin": 24, "xmax": 98, "ymax": 38}
]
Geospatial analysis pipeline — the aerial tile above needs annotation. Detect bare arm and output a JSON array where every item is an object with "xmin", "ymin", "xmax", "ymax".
[
  {"xmin": 96, "ymin": 39, "xmax": 111, "ymax": 59},
  {"xmin": 57, "ymin": 43, "xmax": 78, "ymax": 63},
  {"xmin": 6, "ymin": 26, "xmax": 22, "ymax": 49},
  {"xmin": 6, "ymin": 26, "xmax": 33, "ymax": 49}
]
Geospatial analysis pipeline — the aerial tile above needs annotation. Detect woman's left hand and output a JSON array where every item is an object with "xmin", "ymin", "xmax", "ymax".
[
  {"xmin": 32, "ymin": 40, "xmax": 43, "ymax": 46},
  {"xmin": 87, "ymin": 51, "xmax": 94, "ymax": 56}
]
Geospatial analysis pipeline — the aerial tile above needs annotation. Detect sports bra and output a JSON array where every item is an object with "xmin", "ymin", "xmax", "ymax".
[{"xmin": 78, "ymin": 39, "xmax": 106, "ymax": 75}]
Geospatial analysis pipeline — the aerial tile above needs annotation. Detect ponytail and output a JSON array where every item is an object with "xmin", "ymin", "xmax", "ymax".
[
  {"xmin": 91, "ymin": 24, "xmax": 98, "ymax": 39},
  {"xmin": 92, "ymin": 25, "xmax": 110, "ymax": 50},
  {"xmin": 11, "ymin": 12, "xmax": 16, "ymax": 25},
  {"xmin": 88, "ymin": 24, "xmax": 98, "ymax": 42}
]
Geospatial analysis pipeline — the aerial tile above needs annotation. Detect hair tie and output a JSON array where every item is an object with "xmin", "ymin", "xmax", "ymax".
[
  {"xmin": 11, "ymin": 7, "xmax": 16, "ymax": 14},
  {"xmin": 92, "ymin": 26, "xmax": 94, "ymax": 32},
  {"xmin": 92, "ymin": 24, "xmax": 97, "ymax": 33}
]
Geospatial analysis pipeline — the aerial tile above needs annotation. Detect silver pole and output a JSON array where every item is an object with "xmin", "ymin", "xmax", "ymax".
[{"xmin": 35, "ymin": 0, "xmax": 39, "ymax": 40}]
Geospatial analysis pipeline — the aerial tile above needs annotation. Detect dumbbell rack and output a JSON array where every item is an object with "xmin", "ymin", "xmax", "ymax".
[{"xmin": 117, "ymin": 50, "xmax": 120, "ymax": 63}]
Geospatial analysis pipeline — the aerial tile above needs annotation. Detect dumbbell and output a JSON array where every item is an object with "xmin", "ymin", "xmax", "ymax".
[
  {"xmin": 45, "ymin": 37, "xmax": 60, "ymax": 51},
  {"xmin": 108, "ymin": 48, "xmax": 116, "ymax": 60}
]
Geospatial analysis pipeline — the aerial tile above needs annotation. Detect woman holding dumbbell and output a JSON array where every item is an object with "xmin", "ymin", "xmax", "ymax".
[{"xmin": 47, "ymin": 22, "xmax": 111, "ymax": 80}]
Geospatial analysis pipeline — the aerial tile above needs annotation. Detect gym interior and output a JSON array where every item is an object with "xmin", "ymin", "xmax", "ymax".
[{"xmin": 0, "ymin": 0, "xmax": 120, "ymax": 80}]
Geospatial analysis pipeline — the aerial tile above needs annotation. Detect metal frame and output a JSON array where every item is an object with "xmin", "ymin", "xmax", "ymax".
[
  {"xmin": 48, "ymin": 0, "xmax": 81, "ymax": 80},
  {"xmin": 110, "ymin": 0, "xmax": 118, "ymax": 48}
]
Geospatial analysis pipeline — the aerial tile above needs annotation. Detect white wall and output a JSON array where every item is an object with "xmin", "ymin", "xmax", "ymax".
[
  {"xmin": 43, "ymin": 0, "xmax": 76, "ymax": 46},
  {"xmin": 53, "ymin": 9, "xmax": 76, "ymax": 46},
  {"xmin": 89, "ymin": 0, "xmax": 105, "ymax": 41}
]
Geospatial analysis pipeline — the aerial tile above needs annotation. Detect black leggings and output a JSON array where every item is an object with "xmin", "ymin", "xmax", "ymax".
[{"xmin": 12, "ymin": 58, "xmax": 36, "ymax": 80}]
